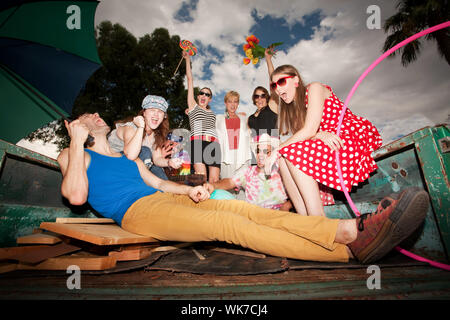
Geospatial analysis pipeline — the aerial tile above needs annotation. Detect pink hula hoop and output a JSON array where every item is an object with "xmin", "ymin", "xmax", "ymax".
[{"xmin": 335, "ymin": 21, "xmax": 450, "ymax": 271}]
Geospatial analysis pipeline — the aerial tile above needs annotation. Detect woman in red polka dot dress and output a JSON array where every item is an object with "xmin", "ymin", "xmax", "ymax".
[{"xmin": 266, "ymin": 64, "xmax": 382, "ymax": 217}]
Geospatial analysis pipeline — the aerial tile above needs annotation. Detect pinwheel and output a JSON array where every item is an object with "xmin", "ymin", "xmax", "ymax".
[{"xmin": 173, "ymin": 39, "xmax": 198, "ymax": 76}]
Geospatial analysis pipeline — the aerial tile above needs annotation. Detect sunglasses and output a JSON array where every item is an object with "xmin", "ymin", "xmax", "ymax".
[
  {"xmin": 253, "ymin": 93, "xmax": 267, "ymax": 100},
  {"xmin": 198, "ymin": 91, "xmax": 212, "ymax": 98},
  {"xmin": 256, "ymin": 148, "xmax": 272, "ymax": 155},
  {"xmin": 270, "ymin": 75, "xmax": 295, "ymax": 90}
]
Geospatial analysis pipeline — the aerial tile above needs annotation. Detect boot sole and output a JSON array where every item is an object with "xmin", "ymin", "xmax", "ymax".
[{"xmin": 358, "ymin": 188, "xmax": 429, "ymax": 264}]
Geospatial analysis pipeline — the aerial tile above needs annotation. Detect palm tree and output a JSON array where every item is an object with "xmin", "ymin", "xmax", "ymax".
[{"xmin": 383, "ymin": 0, "xmax": 450, "ymax": 67}]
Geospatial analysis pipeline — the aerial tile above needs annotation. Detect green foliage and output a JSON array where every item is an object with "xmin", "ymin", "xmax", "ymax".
[
  {"xmin": 383, "ymin": 0, "xmax": 450, "ymax": 67},
  {"xmin": 26, "ymin": 21, "xmax": 191, "ymax": 151}
]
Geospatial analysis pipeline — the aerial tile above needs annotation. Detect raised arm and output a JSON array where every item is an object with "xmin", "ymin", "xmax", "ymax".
[
  {"xmin": 265, "ymin": 47, "xmax": 278, "ymax": 114},
  {"xmin": 265, "ymin": 47, "xmax": 275, "ymax": 79},
  {"xmin": 57, "ymin": 120, "xmax": 90, "ymax": 205},
  {"xmin": 183, "ymin": 51, "xmax": 197, "ymax": 111},
  {"xmin": 118, "ymin": 116, "xmax": 145, "ymax": 160}
]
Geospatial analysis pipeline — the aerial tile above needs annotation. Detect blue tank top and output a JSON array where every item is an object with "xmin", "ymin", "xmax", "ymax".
[{"xmin": 85, "ymin": 149, "xmax": 158, "ymax": 225}]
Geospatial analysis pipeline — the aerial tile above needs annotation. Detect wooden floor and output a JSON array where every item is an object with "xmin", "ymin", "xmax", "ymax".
[{"xmin": 1, "ymin": 265, "xmax": 449, "ymax": 300}]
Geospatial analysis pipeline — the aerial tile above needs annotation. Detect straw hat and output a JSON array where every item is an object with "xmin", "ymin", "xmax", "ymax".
[{"xmin": 250, "ymin": 133, "xmax": 280, "ymax": 157}]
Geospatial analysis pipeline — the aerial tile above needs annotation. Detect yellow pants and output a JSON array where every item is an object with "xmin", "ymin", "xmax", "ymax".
[{"xmin": 121, "ymin": 192, "xmax": 349, "ymax": 262}]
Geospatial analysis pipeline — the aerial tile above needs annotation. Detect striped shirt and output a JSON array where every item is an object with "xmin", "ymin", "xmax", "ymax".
[{"xmin": 188, "ymin": 105, "xmax": 218, "ymax": 138}]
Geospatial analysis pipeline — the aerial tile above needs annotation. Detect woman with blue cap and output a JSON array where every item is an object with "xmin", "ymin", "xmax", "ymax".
[{"xmin": 108, "ymin": 95, "xmax": 182, "ymax": 179}]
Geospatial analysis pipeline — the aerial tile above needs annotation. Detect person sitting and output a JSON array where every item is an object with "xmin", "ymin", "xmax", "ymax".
[
  {"xmin": 208, "ymin": 133, "xmax": 291, "ymax": 211},
  {"xmin": 108, "ymin": 95, "xmax": 182, "ymax": 180},
  {"xmin": 57, "ymin": 111, "xmax": 430, "ymax": 265}
]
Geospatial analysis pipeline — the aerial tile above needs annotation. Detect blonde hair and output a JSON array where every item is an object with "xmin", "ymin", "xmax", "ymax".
[
  {"xmin": 270, "ymin": 65, "xmax": 306, "ymax": 136},
  {"xmin": 224, "ymin": 90, "xmax": 240, "ymax": 103}
]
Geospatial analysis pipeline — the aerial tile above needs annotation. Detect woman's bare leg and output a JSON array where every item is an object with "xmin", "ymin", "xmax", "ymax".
[
  {"xmin": 208, "ymin": 166, "xmax": 220, "ymax": 184},
  {"xmin": 285, "ymin": 159, "xmax": 325, "ymax": 216},
  {"xmin": 278, "ymin": 158, "xmax": 307, "ymax": 215},
  {"xmin": 194, "ymin": 163, "xmax": 207, "ymax": 183}
]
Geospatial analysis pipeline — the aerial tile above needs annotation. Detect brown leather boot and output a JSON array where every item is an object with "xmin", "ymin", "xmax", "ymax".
[{"xmin": 348, "ymin": 187, "xmax": 429, "ymax": 264}]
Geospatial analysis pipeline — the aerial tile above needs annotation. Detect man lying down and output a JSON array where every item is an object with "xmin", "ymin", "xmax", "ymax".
[{"xmin": 57, "ymin": 112, "xmax": 429, "ymax": 264}]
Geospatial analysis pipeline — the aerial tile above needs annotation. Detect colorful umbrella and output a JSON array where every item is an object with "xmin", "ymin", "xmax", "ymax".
[{"xmin": 0, "ymin": 0, "xmax": 101, "ymax": 143}]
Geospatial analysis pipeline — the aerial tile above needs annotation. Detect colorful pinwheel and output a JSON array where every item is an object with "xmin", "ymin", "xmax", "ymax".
[
  {"xmin": 180, "ymin": 39, "xmax": 198, "ymax": 56},
  {"xmin": 173, "ymin": 39, "xmax": 198, "ymax": 76}
]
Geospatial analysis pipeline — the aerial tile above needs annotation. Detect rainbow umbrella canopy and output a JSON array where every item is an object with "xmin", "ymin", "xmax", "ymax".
[{"xmin": 0, "ymin": 0, "xmax": 101, "ymax": 143}]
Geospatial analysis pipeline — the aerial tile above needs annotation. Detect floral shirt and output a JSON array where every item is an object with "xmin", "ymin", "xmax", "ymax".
[{"xmin": 232, "ymin": 164, "xmax": 288, "ymax": 210}]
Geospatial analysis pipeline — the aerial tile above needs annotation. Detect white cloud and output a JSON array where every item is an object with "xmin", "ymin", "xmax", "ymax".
[{"xmin": 375, "ymin": 113, "xmax": 436, "ymax": 144}]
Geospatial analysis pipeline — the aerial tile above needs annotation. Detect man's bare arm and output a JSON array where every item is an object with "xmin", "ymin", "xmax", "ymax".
[{"xmin": 58, "ymin": 120, "xmax": 90, "ymax": 205}]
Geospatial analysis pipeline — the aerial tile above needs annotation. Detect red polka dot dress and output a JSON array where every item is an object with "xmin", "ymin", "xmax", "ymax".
[{"xmin": 280, "ymin": 84, "xmax": 382, "ymax": 196}]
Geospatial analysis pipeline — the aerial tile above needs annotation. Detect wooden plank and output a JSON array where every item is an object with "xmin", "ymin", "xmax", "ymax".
[
  {"xmin": 192, "ymin": 249, "xmax": 206, "ymax": 260},
  {"xmin": 18, "ymin": 255, "xmax": 117, "ymax": 271},
  {"xmin": 16, "ymin": 233, "xmax": 62, "ymax": 245},
  {"xmin": 150, "ymin": 242, "xmax": 193, "ymax": 252},
  {"xmin": 9, "ymin": 242, "xmax": 81, "ymax": 264},
  {"xmin": 0, "ymin": 245, "xmax": 49, "ymax": 260},
  {"xmin": 55, "ymin": 217, "xmax": 115, "ymax": 224},
  {"xmin": 108, "ymin": 248, "xmax": 151, "ymax": 261},
  {"xmin": 0, "ymin": 262, "xmax": 17, "ymax": 274},
  {"xmin": 39, "ymin": 222, "xmax": 158, "ymax": 246},
  {"xmin": 210, "ymin": 247, "xmax": 266, "ymax": 259}
]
